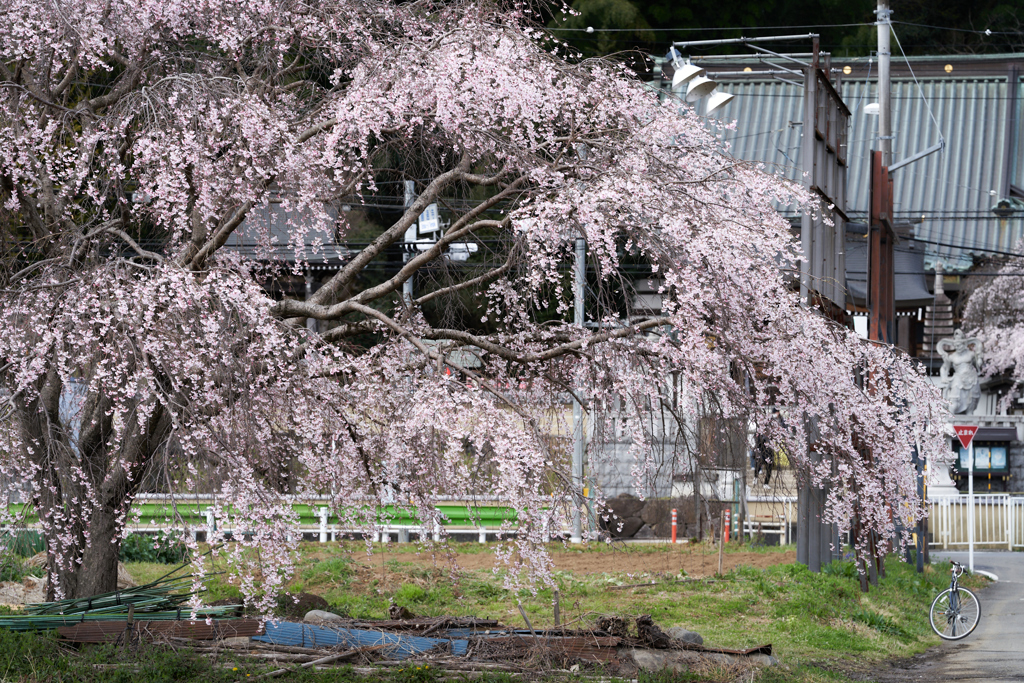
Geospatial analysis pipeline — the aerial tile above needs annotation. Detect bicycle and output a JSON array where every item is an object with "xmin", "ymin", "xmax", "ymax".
[{"xmin": 929, "ymin": 560, "xmax": 981, "ymax": 640}]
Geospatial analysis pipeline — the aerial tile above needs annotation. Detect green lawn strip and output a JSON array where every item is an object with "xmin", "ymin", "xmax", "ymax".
[{"xmin": 119, "ymin": 543, "xmax": 987, "ymax": 683}]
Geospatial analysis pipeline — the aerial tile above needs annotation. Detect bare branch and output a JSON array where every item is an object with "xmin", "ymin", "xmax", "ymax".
[
  {"xmin": 303, "ymin": 155, "xmax": 473, "ymax": 308},
  {"xmin": 415, "ymin": 252, "xmax": 515, "ymax": 306}
]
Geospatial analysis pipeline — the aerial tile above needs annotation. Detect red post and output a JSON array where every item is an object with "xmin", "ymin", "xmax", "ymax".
[
  {"xmin": 671, "ymin": 508, "xmax": 678, "ymax": 544},
  {"xmin": 723, "ymin": 509, "xmax": 731, "ymax": 544}
]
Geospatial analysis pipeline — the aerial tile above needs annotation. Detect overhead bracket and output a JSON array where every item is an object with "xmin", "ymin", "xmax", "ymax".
[{"xmin": 889, "ymin": 140, "xmax": 944, "ymax": 172}]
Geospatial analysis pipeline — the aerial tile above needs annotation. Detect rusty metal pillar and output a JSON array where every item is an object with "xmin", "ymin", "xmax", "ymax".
[{"xmin": 868, "ymin": 150, "xmax": 895, "ymax": 344}]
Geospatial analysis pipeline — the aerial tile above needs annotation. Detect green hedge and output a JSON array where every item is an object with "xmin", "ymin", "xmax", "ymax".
[{"xmin": 119, "ymin": 532, "xmax": 189, "ymax": 564}]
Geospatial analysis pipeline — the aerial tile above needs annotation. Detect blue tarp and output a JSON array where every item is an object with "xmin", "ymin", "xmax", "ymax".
[{"xmin": 254, "ymin": 622, "xmax": 469, "ymax": 659}]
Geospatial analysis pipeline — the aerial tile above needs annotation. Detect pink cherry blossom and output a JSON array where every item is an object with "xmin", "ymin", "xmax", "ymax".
[{"xmin": 0, "ymin": 0, "xmax": 949, "ymax": 604}]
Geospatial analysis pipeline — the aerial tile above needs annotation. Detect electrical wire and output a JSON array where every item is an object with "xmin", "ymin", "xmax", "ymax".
[
  {"xmin": 891, "ymin": 20, "xmax": 1017, "ymax": 36},
  {"xmin": 547, "ymin": 23, "xmax": 877, "ymax": 33},
  {"xmin": 544, "ymin": 17, "xmax": 1020, "ymax": 39},
  {"xmin": 889, "ymin": 24, "xmax": 944, "ymax": 145},
  {"xmin": 847, "ymin": 271, "xmax": 1024, "ymax": 276},
  {"xmin": 896, "ymin": 236, "xmax": 1024, "ymax": 258}
]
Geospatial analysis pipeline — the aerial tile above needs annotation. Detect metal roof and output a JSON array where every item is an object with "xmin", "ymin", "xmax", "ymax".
[
  {"xmin": 701, "ymin": 70, "xmax": 1024, "ymax": 271},
  {"xmin": 226, "ymin": 201, "xmax": 352, "ymax": 266},
  {"xmin": 843, "ymin": 235, "xmax": 934, "ymax": 308}
]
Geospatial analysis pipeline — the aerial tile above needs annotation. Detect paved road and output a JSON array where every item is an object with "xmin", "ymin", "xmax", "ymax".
[{"xmin": 890, "ymin": 551, "xmax": 1024, "ymax": 681}]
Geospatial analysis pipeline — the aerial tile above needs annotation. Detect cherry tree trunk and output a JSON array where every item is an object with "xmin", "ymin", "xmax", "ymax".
[
  {"xmin": 14, "ymin": 373, "xmax": 169, "ymax": 601},
  {"xmin": 47, "ymin": 508, "xmax": 123, "ymax": 600}
]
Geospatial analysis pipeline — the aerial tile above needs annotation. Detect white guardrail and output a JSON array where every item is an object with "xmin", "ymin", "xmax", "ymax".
[{"xmin": 927, "ymin": 494, "xmax": 1024, "ymax": 550}]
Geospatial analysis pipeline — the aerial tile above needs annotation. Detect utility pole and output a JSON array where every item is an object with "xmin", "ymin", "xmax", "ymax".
[
  {"xmin": 305, "ymin": 274, "xmax": 318, "ymax": 333},
  {"xmin": 570, "ymin": 236, "xmax": 586, "ymax": 544},
  {"xmin": 877, "ymin": 0, "xmax": 892, "ymax": 166},
  {"xmin": 863, "ymin": 1, "xmax": 901, "ymax": 582},
  {"xmin": 403, "ymin": 180, "xmax": 415, "ymax": 304}
]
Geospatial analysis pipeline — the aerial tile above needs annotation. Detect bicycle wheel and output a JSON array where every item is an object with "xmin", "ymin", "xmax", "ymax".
[{"xmin": 930, "ymin": 587, "xmax": 981, "ymax": 640}]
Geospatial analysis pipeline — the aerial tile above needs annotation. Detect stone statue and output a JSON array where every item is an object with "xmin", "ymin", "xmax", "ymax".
[{"xmin": 937, "ymin": 330, "xmax": 984, "ymax": 415}]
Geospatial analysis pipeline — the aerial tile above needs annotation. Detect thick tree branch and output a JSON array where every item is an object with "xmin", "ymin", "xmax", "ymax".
[
  {"xmin": 303, "ymin": 155, "xmax": 472, "ymax": 308},
  {"xmin": 421, "ymin": 317, "xmax": 673, "ymax": 364}
]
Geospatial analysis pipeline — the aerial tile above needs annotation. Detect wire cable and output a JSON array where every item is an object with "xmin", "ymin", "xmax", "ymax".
[
  {"xmin": 847, "ymin": 271, "xmax": 1024, "ymax": 276},
  {"xmin": 906, "ymin": 236, "xmax": 1024, "ymax": 258},
  {"xmin": 547, "ymin": 22, "xmax": 877, "ymax": 33},
  {"xmin": 892, "ymin": 20, "xmax": 1014, "ymax": 36},
  {"xmin": 889, "ymin": 24, "xmax": 944, "ymax": 145}
]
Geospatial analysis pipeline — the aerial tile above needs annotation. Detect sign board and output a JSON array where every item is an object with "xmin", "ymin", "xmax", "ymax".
[
  {"xmin": 418, "ymin": 203, "xmax": 439, "ymax": 236},
  {"xmin": 954, "ymin": 425, "xmax": 979, "ymax": 450},
  {"xmin": 800, "ymin": 67, "xmax": 849, "ymax": 313}
]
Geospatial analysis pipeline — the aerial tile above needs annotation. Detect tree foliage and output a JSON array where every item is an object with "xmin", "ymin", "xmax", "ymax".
[{"xmin": 0, "ymin": 0, "xmax": 948, "ymax": 605}]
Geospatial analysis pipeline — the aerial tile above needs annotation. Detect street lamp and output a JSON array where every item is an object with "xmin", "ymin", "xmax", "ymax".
[
  {"xmin": 705, "ymin": 89, "xmax": 736, "ymax": 114},
  {"xmin": 685, "ymin": 75, "xmax": 717, "ymax": 102},
  {"xmin": 672, "ymin": 63, "xmax": 705, "ymax": 89},
  {"xmin": 658, "ymin": 49, "xmax": 737, "ymax": 114}
]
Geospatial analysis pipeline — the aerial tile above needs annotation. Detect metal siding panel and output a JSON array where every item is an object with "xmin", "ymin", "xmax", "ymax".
[
  {"xmin": 718, "ymin": 76, "xmax": 1017, "ymax": 269},
  {"xmin": 255, "ymin": 623, "xmax": 469, "ymax": 658},
  {"xmin": 1014, "ymin": 78, "xmax": 1024, "ymax": 188}
]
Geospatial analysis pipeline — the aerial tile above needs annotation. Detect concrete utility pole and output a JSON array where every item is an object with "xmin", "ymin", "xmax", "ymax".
[
  {"xmin": 403, "ymin": 179, "xmax": 416, "ymax": 304},
  {"xmin": 877, "ymin": 0, "xmax": 892, "ymax": 166},
  {"xmin": 305, "ymin": 274, "xmax": 318, "ymax": 332},
  {"xmin": 570, "ymin": 236, "xmax": 586, "ymax": 544}
]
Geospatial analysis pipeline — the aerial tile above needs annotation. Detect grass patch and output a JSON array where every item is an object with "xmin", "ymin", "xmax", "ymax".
[
  {"xmin": 116, "ymin": 542, "xmax": 988, "ymax": 682},
  {"xmin": 0, "ymin": 629, "xmax": 646, "ymax": 682}
]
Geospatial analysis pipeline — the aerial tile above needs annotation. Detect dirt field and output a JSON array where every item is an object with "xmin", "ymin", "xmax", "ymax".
[{"xmin": 351, "ymin": 544, "xmax": 796, "ymax": 577}]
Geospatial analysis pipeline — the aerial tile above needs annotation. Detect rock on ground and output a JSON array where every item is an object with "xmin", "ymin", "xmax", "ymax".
[
  {"xmin": 603, "ymin": 494, "xmax": 645, "ymax": 520},
  {"xmin": 304, "ymin": 609, "xmax": 343, "ymax": 623},
  {"xmin": 633, "ymin": 524, "xmax": 656, "ymax": 539},
  {"xmin": 117, "ymin": 562, "xmax": 137, "ymax": 589},
  {"xmin": 610, "ymin": 517, "xmax": 644, "ymax": 538},
  {"xmin": 625, "ymin": 648, "xmax": 778, "ymax": 676},
  {"xmin": 0, "ymin": 561, "xmax": 134, "ymax": 607},
  {"xmin": 0, "ymin": 575, "xmax": 46, "ymax": 606},
  {"xmin": 666, "ymin": 626, "xmax": 704, "ymax": 646}
]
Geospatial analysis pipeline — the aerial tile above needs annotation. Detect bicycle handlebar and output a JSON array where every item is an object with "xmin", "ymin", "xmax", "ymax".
[{"xmin": 951, "ymin": 560, "xmax": 964, "ymax": 577}]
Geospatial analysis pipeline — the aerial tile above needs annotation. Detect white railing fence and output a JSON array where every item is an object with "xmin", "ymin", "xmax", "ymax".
[{"xmin": 926, "ymin": 495, "xmax": 1024, "ymax": 550}]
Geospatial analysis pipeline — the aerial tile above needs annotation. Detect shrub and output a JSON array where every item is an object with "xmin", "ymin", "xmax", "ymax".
[
  {"xmin": 119, "ymin": 532, "xmax": 189, "ymax": 564},
  {"xmin": 0, "ymin": 554, "xmax": 31, "ymax": 582}
]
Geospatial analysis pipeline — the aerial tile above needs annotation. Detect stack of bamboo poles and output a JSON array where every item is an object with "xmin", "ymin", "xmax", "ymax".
[{"xmin": 0, "ymin": 576, "xmax": 242, "ymax": 631}]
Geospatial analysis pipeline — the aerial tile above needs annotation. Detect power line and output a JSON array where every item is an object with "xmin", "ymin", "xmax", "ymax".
[
  {"xmin": 889, "ymin": 25, "xmax": 943, "ymax": 144},
  {"xmin": 547, "ymin": 22, "xmax": 877, "ymax": 33},
  {"xmin": 847, "ymin": 271, "xmax": 1024, "ymax": 276},
  {"xmin": 905, "ymin": 236, "xmax": 1024, "ymax": 257},
  {"xmin": 545, "ymin": 18, "xmax": 1024, "ymax": 39},
  {"xmin": 891, "ymin": 20, "xmax": 1020, "ymax": 36}
]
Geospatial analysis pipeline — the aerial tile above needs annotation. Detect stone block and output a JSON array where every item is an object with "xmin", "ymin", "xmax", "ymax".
[
  {"xmin": 610, "ymin": 516, "xmax": 644, "ymax": 538},
  {"xmin": 604, "ymin": 493, "xmax": 645, "ymax": 519},
  {"xmin": 634, "ymin": 524, "xmax": 656, "ymax": 539},
  {"xmin": 666, "ymin": 626, "xmax": 703, "ymax": 646},
  {"xmin": 304, "ymin": 609, "xmax": 343, "ymax": 622}
]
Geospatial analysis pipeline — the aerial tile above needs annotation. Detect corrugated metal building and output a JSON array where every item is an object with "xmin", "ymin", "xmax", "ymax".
[
  {"xmin": 677, "ymin": 54, "xmax": 1024, "ymax": 492},
  {"xmin": 688, "ymin": 53, "xmax": 1024, "ymax": 274}
]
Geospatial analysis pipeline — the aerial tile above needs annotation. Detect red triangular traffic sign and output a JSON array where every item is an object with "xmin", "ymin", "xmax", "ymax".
[{"xmin": 954, "ymin": 425, "xmax": 979, "ymax": 450}]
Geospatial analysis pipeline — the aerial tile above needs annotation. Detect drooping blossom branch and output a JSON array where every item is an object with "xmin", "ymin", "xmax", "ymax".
[{"xmin": 0, "ymin": 0, "xmax": 949, "ymax": 603}]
